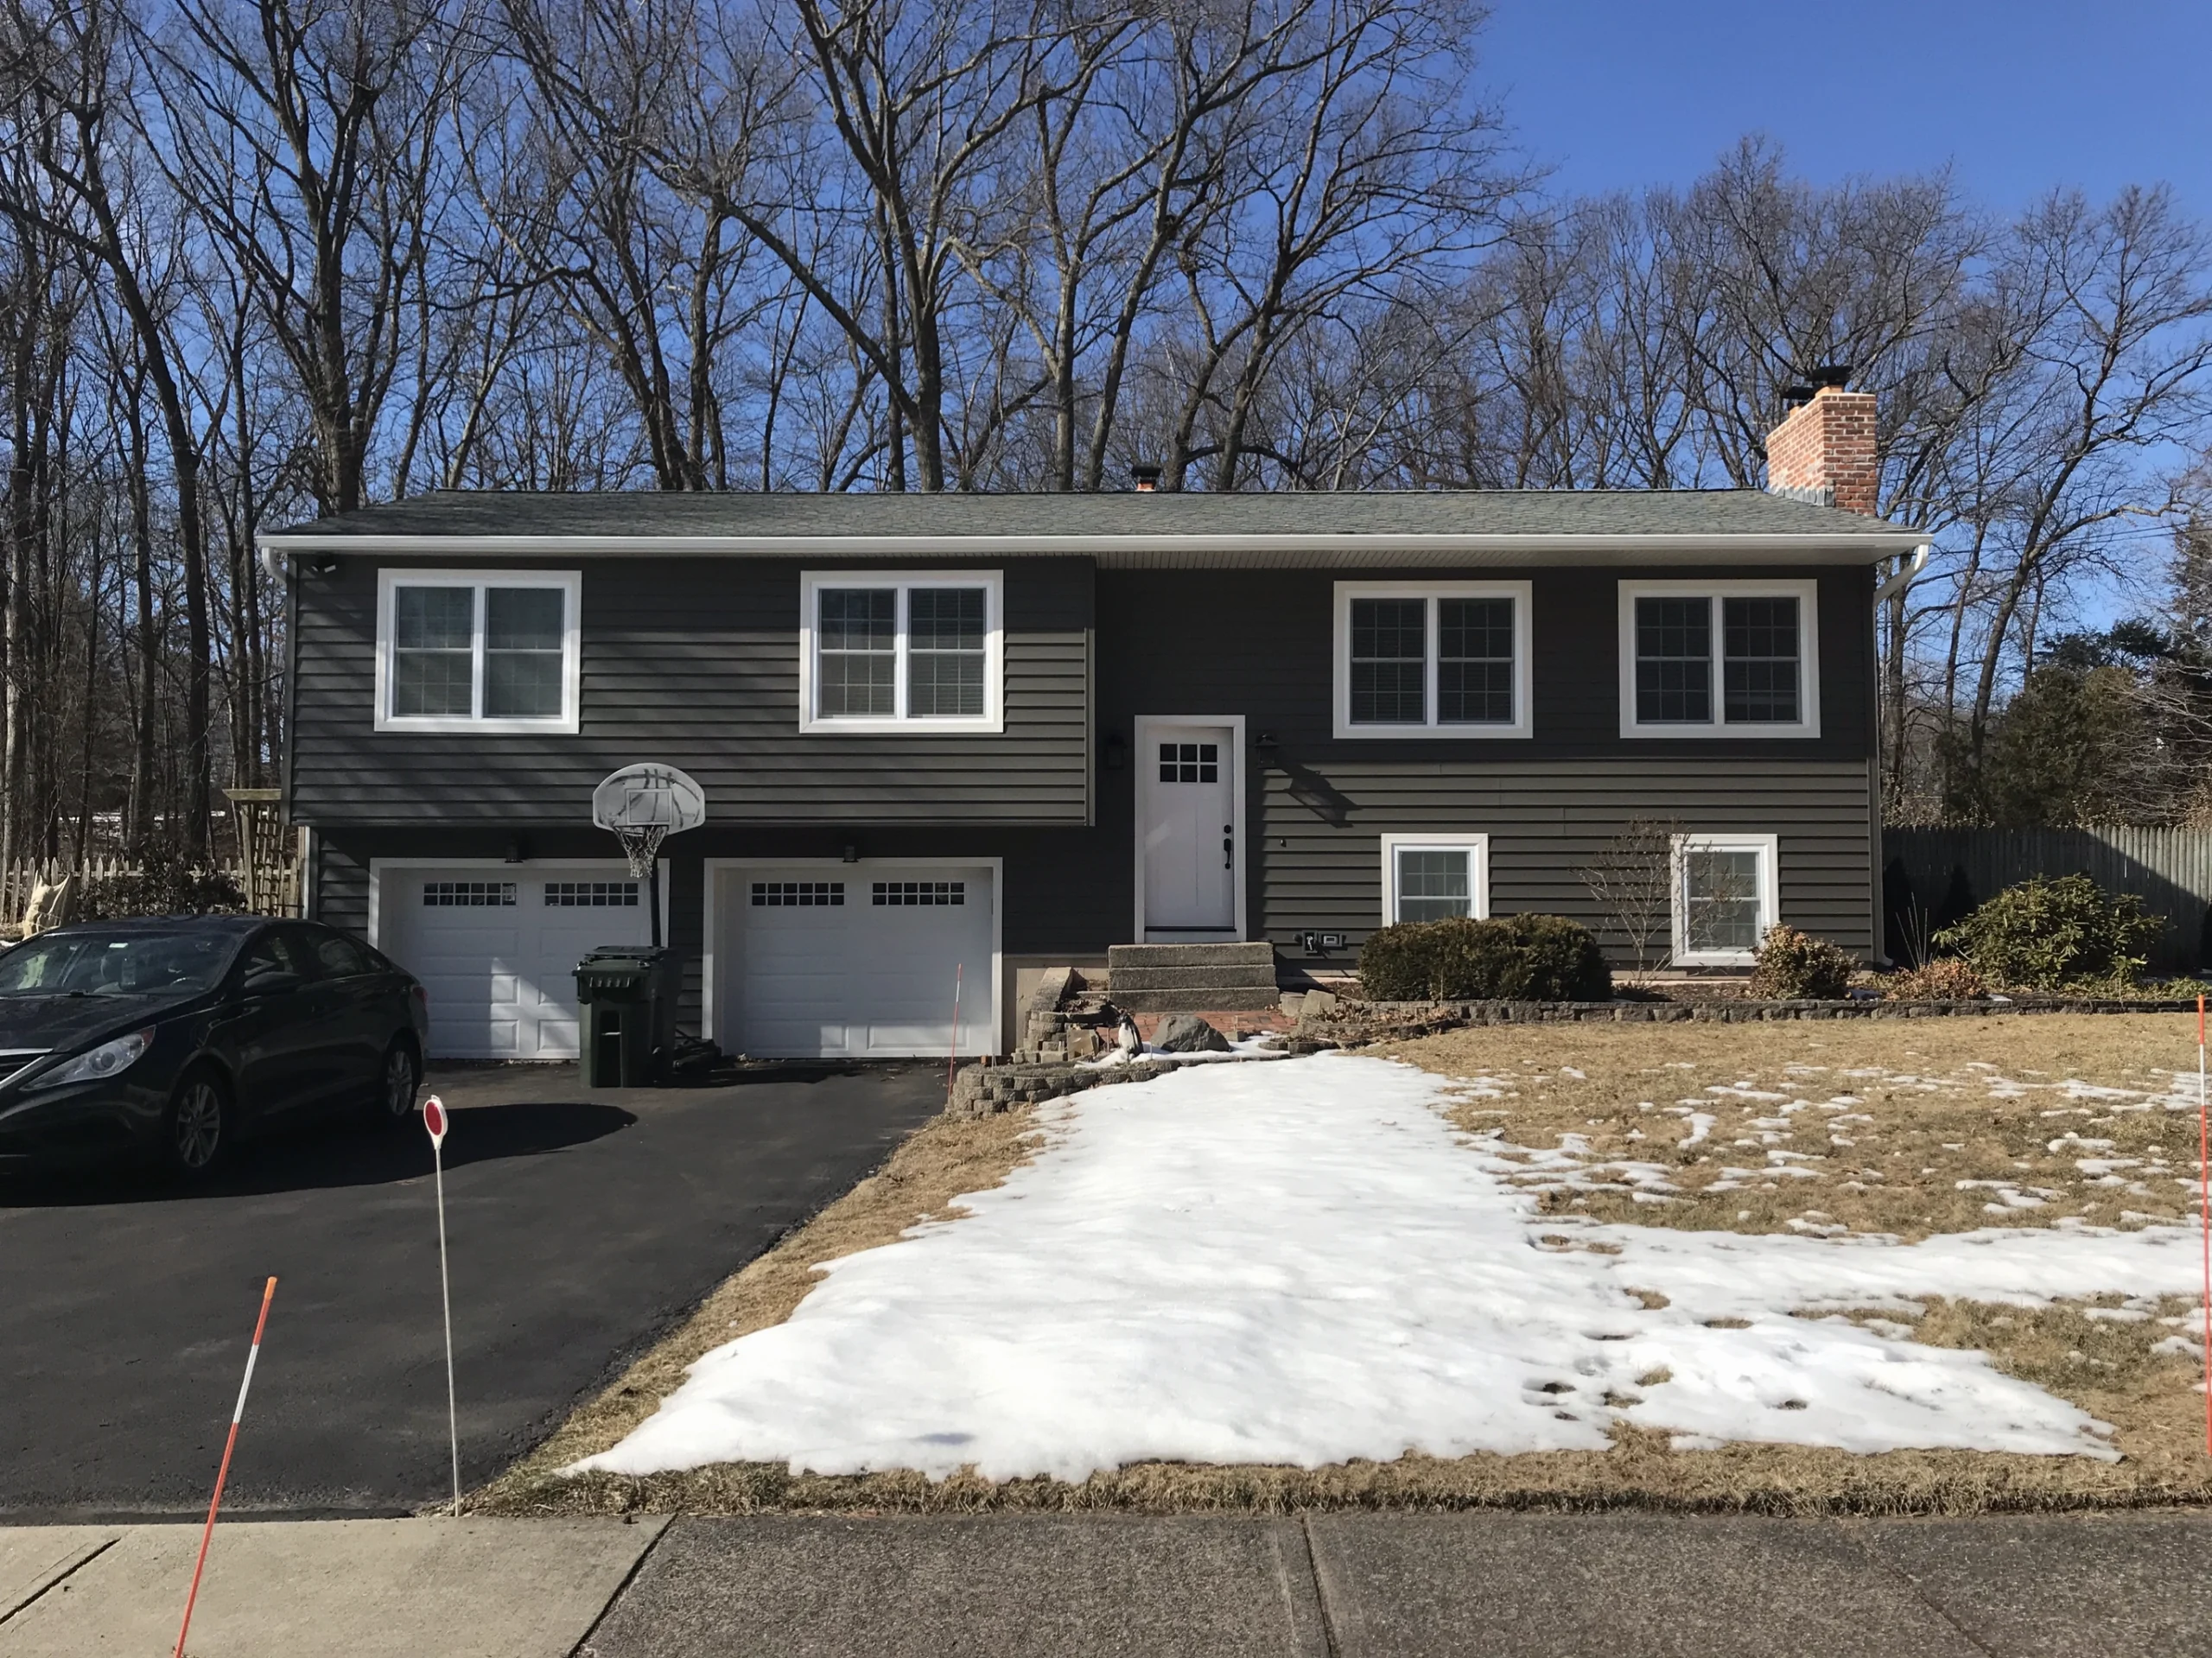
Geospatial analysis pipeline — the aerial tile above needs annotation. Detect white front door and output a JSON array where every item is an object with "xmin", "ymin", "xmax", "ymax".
[{"xmin": 1141, "ymin": 721, "xmax": 1237, "ymax": 937}]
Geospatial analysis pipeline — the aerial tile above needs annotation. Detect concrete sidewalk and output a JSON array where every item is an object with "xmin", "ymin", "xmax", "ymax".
[{"xmin": 3, "ymin": 1509, "xmax": 2206, "ymax": 1656}]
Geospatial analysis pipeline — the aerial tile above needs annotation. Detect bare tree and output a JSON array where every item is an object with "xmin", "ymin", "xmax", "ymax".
[{"xmin": 1577, "ymin": 817, "xmax": 1681, "ymax": 976}]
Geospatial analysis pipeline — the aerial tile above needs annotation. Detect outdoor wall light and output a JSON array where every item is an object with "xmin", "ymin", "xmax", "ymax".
[
  {"xmin": 842, "ymin": 844, "xmax": 859, "ymax": 863},
  {"xmin": 1255, "ymin": 730, "xmax": 1279, "ymax": 765}
]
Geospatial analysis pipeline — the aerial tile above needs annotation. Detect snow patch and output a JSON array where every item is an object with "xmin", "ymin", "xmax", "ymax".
[{"xmin": 581, "ymin": 1058, "xmax": 2198, "ymax": 1483}]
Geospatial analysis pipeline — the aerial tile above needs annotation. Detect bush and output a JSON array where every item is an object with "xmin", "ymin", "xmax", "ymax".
[
  {"xmin": 1883, "ymin": 957, "xmax": 1987, "ymax": 1001},
  {"xmin": 1746, "ymin": 924, "xmax": 1857, "ymax": 999},
  {"xmin": 78, "ymin": 851, "xmax": 247, "ymax": 921},
  {"xmin": 1357, "ymin": 913, "xmax": 1611, "ymax": 1002},
  {"xmin": 1932, "ymin": 873, "xmax": 2162, "ymax": 991}
]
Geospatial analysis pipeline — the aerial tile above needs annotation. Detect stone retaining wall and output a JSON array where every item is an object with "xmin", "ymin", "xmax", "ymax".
[{"xmin": 1309, "ymin": 994, "xmax": 2201, "ymax": 1027}]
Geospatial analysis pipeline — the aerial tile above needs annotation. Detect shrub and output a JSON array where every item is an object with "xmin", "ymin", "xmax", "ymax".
[
  {"xmin": 1932, "ymin": 873, "xmax": 2162, "ymax": 991},
  {"xmin": 78, "ymin": 851, "xmax": 247, "ymax": 921},
  {"xmin": 1747, "ymin": 924, "xmax": 1857, "ymax": 999},
  {"xmin": 1883, "ymin": 957, "xmax": 1987, "ymax": 1001},
  {"xmin": 1357, "ymin": 913, "xmax": 1611, "ymax": 1002}
]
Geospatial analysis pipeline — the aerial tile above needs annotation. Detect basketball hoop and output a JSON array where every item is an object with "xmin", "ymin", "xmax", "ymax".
[{"xmin": 593, "ymin": 765, "xmax": 707, "ymax": 944}]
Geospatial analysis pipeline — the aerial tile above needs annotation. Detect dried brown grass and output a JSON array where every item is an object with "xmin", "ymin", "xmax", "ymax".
[{"xmin": 1389, "ymin": 1014, "xmax": 2206, "ymax": 1242}]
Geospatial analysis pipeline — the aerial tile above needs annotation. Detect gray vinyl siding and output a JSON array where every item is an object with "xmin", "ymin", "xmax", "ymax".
[
  {"xmin": 289, "ymin": 556, "xmax": 1091, "ymax": 827},
  {"xmin": 1096, "ymin": 564, "xmax": 1877, "ymax": 962}
]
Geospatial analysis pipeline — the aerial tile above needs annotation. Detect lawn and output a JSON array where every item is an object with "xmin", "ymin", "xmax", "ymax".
[{"xmin": 474, "ymin": 1017, "xmax": 2211, "ymax": 1519}]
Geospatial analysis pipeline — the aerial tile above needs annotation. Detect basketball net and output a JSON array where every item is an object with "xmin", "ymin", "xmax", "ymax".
[{"xmin": 613, "ymin": 821, "xmax": 670, "ymax": 880}]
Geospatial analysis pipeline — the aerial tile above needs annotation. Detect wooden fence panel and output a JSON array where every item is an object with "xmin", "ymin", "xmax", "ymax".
[
  {"xmin": 0, "ymin": 856, "xmax": 300, "ymax": 929},
  {"xmin": 1883, "ymin": 827, "xmax": 2212, "ymax": 970}
]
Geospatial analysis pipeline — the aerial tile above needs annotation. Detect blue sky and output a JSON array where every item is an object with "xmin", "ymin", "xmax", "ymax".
[{"xmin": 1482, "ymin": 0, "xmax": 2210, "ymax": 218}]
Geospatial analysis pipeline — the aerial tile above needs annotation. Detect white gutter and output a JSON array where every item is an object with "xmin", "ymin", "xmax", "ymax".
[{"xmin": 1872, "ymin": 543, "xmax": 1931, "ymax": 604}]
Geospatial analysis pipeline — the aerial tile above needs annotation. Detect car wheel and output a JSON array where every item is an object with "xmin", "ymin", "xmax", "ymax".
[
  {"xmin": 164, "ymin": 1069, "xmax": 232, "ymax": 1179},
  {"xmin": 373, "ymin": 1040, "xmax": 420, "ymax": 1127}
]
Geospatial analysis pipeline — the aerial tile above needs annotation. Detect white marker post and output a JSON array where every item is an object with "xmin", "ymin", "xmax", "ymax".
[
  {"xmin": 945, "ymin": 963, "xmax": 963, "ymax": 1102},
  {"xmin": 424, "ymin": 1095, "xmax": 461, "ymax": 1513}
]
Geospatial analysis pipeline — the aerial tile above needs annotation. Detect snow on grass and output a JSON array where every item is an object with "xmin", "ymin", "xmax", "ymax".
[{"xmin": 579, "ymin": 1056, "xmax": 2204, "ymax": 1484}]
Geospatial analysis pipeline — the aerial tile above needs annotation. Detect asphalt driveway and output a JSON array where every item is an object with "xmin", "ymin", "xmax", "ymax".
[{"xmin": 0, "ymin": 1062, "xmax": 942, "ymax": 1520}]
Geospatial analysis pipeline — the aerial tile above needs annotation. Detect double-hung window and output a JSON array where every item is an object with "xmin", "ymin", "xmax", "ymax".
[
  {"xmin": 376, "ymin": 570, "xmax": 580, "ymax": 733},
  {"xmin": 800, "ymin": 571, "xmax": 1002, "ymax": 732},
  {"xmin": 1333, "ymin": 582, "xmax": 1531, "ymax": 738},
  {"xmin": 1671, "ymin": 833, "xmax": 1780, "ymax": 966},
  {"xmin": 1618, "ymin": 581, "xmax": 1819, "ymax": 737},
  {"xmin": 1380, "ymin": 834, "xmax": 1491, "ymax": 924}
]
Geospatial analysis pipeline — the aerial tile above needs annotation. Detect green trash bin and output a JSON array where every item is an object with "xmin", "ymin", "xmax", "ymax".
[{"xmin": 574, "ymin": 944, "xmax": 679, "ymax": 1087}]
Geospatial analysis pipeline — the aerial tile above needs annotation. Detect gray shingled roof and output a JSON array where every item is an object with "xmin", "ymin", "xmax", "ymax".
[{"xmin": 264, "ymin": 488, "xmax": 1919, "ymax": 546}]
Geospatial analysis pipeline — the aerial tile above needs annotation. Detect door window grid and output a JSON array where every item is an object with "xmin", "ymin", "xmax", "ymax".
[
  {"xmin": 807, "ymin": 576, "xmax": 995, "ymax": 726},
  {"xmin": 1159, "ymin": 742, "xmax": 1219, "ymax": 784},
  {"xmin": 386, "ymin": 578, "xmax": 573, "ymax": 725},
  {"xmin": 423, "ymin": 881, "xmax": 516, "ymax": 906},
  {"xmin": 543, "ymin": 881, "xmax": 639, "ymax": 907},
  {"xmin": 1394, "ymin": 849, "xmax": 1473, "ymax": 922},
  {"xmin": 752, "ymin": 881, "xmax": 845, "ymax": 906},
  {"xmin": 872, "ymin": 881, "xmax": 965, "ymax": 905},
  {"xmin": 1632, "ymin": 592, "xmax": 1804, "ymax": 727}
]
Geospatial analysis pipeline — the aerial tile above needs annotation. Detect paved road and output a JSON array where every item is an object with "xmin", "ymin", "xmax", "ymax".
[
  {"xmin": 0, "ymin": 1062, "xmax": 941, "ymax": 1519},
  {"xmin": 7, "ymin": 1511, "xmax": 2209, "ymax": 1656}
]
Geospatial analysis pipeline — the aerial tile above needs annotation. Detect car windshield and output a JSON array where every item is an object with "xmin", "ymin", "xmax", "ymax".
[{"xmin": 0, "ymin": 931, "xmax": 238, "ymax": 996}]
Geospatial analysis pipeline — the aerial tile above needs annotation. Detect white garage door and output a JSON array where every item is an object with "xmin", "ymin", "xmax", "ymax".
[
  {"xmin": 380, "ymin": 866, "xmax": 654, "ymax": 1059},
  {"xmin": 723, "ymin": 864, "xmax": 994, "ymax": 1058}
]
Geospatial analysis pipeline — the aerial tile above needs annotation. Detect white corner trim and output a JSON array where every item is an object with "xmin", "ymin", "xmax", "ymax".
[
  {"xmin": 797, "ymin": 569, "xmax": 1005, "ymax": 734},
  {"xmin": 373, "ymin": 569, "xmax": 582, "ymax": 735},
  {"xmin": 1132, "ymin": 715, "xmax": 1249, "ymax": 943},
  {"xmin": 1618, "ymin": 579, "xmax": 1821, "ymax": 740},
  {"xmin": 1669, "ymin": 832, "xmax": 1781, "ymax": 967},
  {"xmin": 1332, "ymin": 581, "xmax": 1533, "ymax": 740},
  {"xmin": 1378, "ymin": 833, "xmax": 1491, "ymax": 924},
  {"xmin": 700, "ymin": 856, "xmax": 1004, "ymax": 1055}
]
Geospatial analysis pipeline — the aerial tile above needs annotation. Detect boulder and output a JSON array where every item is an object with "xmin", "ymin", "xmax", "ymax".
[{"xmin": 1149, "ymin": 1013, "xmax": 1230, "ymax": 1054}]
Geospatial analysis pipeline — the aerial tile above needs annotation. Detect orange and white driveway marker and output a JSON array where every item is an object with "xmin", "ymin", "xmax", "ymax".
[
  {"xmin": 424, "ymin": 1094, "xmax": 461, "ymax": 1513},
  {"xmin": 174, "ymin": 1275, "xmax": 276, "ymax": 1658}
]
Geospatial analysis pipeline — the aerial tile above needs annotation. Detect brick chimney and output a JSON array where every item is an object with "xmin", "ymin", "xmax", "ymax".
[{"xmin": 1765, "ymin": 376, "xmax": 1879, "ymax": 517}]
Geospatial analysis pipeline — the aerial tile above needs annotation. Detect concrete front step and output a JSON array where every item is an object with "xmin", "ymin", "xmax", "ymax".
[
  {"xmin": 1105, "ymin": 986, "xmax": 1284, "ymax": 1013},
  {"xmin": 1106, "ymin": 963, "xmax": 1281, "ymax": 992},
  {"xmin": 1108, "ymin": 942, "xmax": 1276, "ymax": 969}
]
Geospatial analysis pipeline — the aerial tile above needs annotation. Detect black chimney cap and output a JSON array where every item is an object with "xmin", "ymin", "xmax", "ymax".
[
  {"xmin": 1809, "ymin": 364, "xmax": 1853, "ymax": 389},
  {"xmin": 1129, "ymin": 462, "xmax": 1162, "ymax": 491},
  {"xmin": 1781, "ymin": 384, "xmax": 1816, "ymax": 410}
]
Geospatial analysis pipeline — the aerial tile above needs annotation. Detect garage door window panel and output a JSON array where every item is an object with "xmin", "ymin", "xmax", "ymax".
[
  {"xmin": 800, "ymin": 571, "xmax": 1002, "ymax": 732},
  {"xmin": 378, "ymin": 571, "xmax": 580, "ymax": 734}
]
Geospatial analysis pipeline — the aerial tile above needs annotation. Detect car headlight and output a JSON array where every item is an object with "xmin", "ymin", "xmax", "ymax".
[{"xmin": 26, "ymin": 1029, "xmax": 156, "ymax": 1090}]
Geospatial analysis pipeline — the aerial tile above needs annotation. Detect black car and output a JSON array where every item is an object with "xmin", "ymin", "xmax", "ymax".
[{"xmin": 0, "ymin": 915, "xmax": 429, "ymax": 1178}]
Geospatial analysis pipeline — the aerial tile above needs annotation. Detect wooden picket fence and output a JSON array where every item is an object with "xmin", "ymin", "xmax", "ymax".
[{"xmin": 0, "ymin": 849, "xmax": 302, "ymax": 929}]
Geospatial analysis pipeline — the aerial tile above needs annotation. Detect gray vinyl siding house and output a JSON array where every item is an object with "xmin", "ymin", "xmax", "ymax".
[{"xmin": 267, "ymin": 483, "xmax": 1923, "ymax": 1061}]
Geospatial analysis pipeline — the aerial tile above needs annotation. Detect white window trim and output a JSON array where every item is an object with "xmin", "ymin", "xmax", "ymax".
[
  {"xmin": 1333, "ymin": 581, "xmax": 1533, "ymax": 740},
  {"xmin": 798, "ymin": 569, "xmax": 1004, "ymax": 734},
  {"xmin": 1670, "ymin": 832, "xmax": 1781, "ymax": 967},
  {"xmin": 374, "ymin": 569, "xmax": 582, "ymax": 734},
  {"xmin": 1618, "ymin": 579, "xmax": 1821, "ymax": 739},
  {"xmin": 1378, "ymin": 833, "xmax": 1491, "ymax": 924}
]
